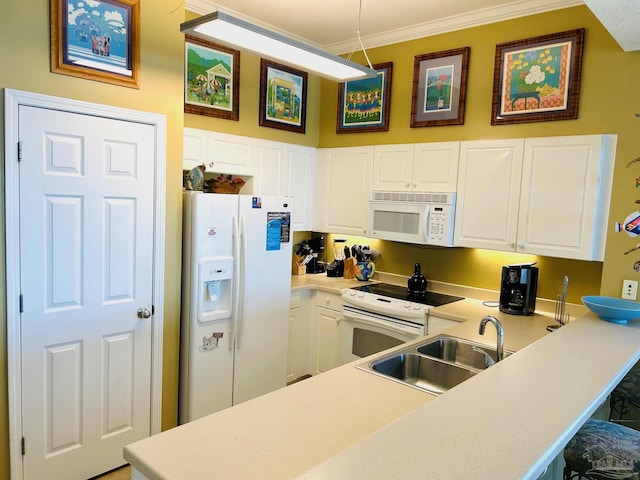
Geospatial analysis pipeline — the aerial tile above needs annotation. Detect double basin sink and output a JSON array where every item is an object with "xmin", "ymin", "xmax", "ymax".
[{"xmin": 357, "ymin": 334, "xmax": 512, "ymax": 396}]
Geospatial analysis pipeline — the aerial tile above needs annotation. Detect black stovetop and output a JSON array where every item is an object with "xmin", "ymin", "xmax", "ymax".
[{"xmin": 351, "ymin": 283, "xmax": 464, "ymax": 307}]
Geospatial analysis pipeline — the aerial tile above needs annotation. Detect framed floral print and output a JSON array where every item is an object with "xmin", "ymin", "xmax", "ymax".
[
  {"xmin": 259, "ymin": 59, "xmax": 307, "ymax": 134},
  {"xmin": 491, "ymin": 29, "xmax": 585, "ymax": 125},
  {"xmin": 336, "ymin": 62, "xmax": 393, "ymax": 134}
]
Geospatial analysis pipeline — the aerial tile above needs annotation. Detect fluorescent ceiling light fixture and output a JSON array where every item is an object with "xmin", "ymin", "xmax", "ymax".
[{"xmin": 180, "ymin": 11, "xmax": 377, "ymax": 81}]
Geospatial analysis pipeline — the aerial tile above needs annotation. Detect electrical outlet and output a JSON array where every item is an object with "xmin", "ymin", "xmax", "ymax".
[{"xmin": 622, "ymin": 279, "xmax": 638, "ymax": 300}]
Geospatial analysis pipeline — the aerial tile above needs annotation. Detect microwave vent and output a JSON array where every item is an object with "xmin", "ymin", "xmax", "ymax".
[{"xmin": 370, "ymin": 191, "xmax": 454, "ymax": 204}]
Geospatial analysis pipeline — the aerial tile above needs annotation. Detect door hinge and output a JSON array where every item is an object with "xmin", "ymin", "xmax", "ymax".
[
  {"xmin": 17, "ymin": 141, "xmax": 22, "ymax": 162},
  {"xmin": 21, "ymin": 437, "xmax": 25, "ymax": 455},
  {"xmin": 19, "ymin": 294, "xmax": 23, "ymax": 313}
]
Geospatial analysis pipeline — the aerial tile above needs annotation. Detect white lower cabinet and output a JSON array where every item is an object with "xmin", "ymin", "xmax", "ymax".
[
  {"xmin": 311, "ymin": 292, "xmax": 343, "ymax": 375},
  {"xmin": 288, "ymin": 290, "xmax": 311, "ymax": 383},
  {"xmin": 455, "ymin": 135, "xmax": 616, "ymax": 261}
]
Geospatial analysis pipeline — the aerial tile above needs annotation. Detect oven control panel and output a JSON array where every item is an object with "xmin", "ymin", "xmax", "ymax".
[{"xmin": 341, "ymin": 288, "xmax": 429, "ymax": 323}]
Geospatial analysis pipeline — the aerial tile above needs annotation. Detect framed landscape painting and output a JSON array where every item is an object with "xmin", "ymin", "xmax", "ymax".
[
  {"xmin": 336, "ymin": 62, "xmax": 393, "ymax": 134},
  {"xmin": 410, "ymin": 47, "xmax": 469, "ymax": 128},
  {"xmin": 259, "ymin": 59, "xmax": 307, "ymax": 134},
  {"xmin": 491, "ymin": 29, "xmax": 585, "ymax": 125},
  {"xmin": 50, "ymin": 0, "xmax": 140, "ymax": 88},
  {"xmin": 184, "ymin": 35, "xmax": 240, "ymax": 121}
]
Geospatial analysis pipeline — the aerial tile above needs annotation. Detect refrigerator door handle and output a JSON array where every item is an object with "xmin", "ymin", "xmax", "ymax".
[
  {"xmin": 230, "ymin": 215, "xmax": 240, "ymax": 351},
  {"xmin": 236, "ymin": 215, "xmax": 247, "ymax": 349}
]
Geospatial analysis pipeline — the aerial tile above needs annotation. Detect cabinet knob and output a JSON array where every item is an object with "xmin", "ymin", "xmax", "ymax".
[
  {"xmin": 508, "ymin": 243, "xmax": 515, "ymax": 248},
  {"xmin": 518, "ymin": 244, "xmax": 525, "ymax": 250}
]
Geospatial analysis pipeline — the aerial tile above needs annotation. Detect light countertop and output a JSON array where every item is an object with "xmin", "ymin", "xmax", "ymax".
[{"xmin": 124, "ymin": 276, "xmax": 633, "ymax": 480}]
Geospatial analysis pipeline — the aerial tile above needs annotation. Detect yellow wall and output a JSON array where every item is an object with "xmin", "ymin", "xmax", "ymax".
[
  {"xmin": 0, "ymin": 1, "xmax": 184, "ymax": 477},
  {"xmin": 0, "ymin": 3, "xmax": 639, "ymax": 478},
  {"xmin": 318, "ymin": 6, "xmax": 640, "ymax": 303}
]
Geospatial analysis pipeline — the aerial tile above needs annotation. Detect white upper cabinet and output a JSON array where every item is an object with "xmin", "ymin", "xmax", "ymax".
[
  {"xmin": 517, "ymin": 135, "xmax": 615, "ymax": 261},
  {"xmin": 371, "ymin": 142, "xmax": 460, "ymax": 192},
  {"xmin": 315, "ymin": 146, "xmax": 373, "ymax": 236},
  {"xmin": 253, "ymin": 139, "xmax": 285, "ymax": 196},
  {"xmin": 455, "ymin": 139, "xmax": 525, "ymax": 251},
  {"xmin": 371, "ymin": 144, "xmax": 414, "ymax": 191},
  {"xmin": 455, "ymin": 135, "xmax": 616, "ymax": 261},
  {"xmin": 208, "ymin": 131, "xmax": 254, "ymax": 175},
  {"xmin": 183, "ymin": 127, "xmax": 254, "ymax": 175},
  {"xmin": 252, "ymin": 139, "xmax": 316, "ymax": 232},
  {"xmin": 284, "ymin": 144, "xmax": 315, "ymax": 232},
  {"xmin": 183, "ymin": 129, "xmax": 315, "ymax": 231}
]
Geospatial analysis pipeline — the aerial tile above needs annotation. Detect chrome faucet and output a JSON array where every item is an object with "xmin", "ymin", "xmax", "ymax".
[{"xmin": 477, "ymin": 315, "xmax": 504, "ymax": 366}]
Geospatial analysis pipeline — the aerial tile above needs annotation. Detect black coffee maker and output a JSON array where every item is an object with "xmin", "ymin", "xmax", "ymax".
[{"xmin": 499, "ymin": 263, "xmax": 539, "ymax": 315}]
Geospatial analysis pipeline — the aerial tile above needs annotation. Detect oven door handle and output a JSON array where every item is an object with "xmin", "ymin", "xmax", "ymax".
[{"xmin": 341, "ymin": 308, "xmax": 422, "ymax": 337}]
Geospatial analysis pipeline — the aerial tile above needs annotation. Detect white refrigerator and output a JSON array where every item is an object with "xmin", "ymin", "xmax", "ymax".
[{"xmin": 179, "ymin": 191, "xmax": 293, "ymax": 423}]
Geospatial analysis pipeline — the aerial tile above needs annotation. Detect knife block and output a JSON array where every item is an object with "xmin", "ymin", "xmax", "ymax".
[{"xmin": 343, "ymin": 258, "xmax": 356, "ymax": 279}]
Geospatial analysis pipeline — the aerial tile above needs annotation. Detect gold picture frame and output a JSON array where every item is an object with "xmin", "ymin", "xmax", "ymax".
[{"xmin": 50, "ymin": 0, "xmax": 140, "ymax": 88}]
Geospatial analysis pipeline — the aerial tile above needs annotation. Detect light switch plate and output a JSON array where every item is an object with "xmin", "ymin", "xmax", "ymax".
[{"xmin": 622, "ymin": 279, "xmax": 638, "ymax": 300}]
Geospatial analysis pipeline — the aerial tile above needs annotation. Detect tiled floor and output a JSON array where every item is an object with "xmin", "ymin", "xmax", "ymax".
[{"xmin": 93, "ymin": 465, "xmax": 131, "ymax": 480}]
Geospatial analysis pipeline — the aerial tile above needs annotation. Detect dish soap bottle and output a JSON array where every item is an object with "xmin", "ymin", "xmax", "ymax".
[{"xmin": 407, "ymin": 263, "xmax": 427, "ymax": 297}]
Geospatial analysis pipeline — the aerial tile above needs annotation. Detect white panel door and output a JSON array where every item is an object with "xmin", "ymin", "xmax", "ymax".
[{"xmin": 18, "ymin": 106, "xmax": 154, "ymax": 480}]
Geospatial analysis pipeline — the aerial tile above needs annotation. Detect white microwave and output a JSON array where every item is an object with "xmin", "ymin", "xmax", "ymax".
[{"xmin": 368, "ymin": 191, "xmax": 456, "ymax": 246}]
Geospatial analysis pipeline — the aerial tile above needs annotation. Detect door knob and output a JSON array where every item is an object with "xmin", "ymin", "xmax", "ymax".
[{"xmin": 137, "ymin": 307, "xmax": 151, "ymax": 319}]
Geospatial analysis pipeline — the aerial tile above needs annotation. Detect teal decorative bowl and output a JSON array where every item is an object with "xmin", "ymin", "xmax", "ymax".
[{"xmin": 581, "ymin": 296, "xmax": 640, "ymax": 324}]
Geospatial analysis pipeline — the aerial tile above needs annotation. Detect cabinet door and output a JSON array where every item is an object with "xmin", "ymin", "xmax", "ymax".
[
  {"xmin": 517, "ymin": 135, "xmax": 615, "ymax": 260},
  {"xmin": 284, "ymin": 145, "xmax": 315, "ymax": 231},
  {"xmin": 454, "ymin": 139, "xmax": 524, "ymax": 250},
  {"xmin": 315, "ymin": 146, "xmax": 373, "ymax": 235},
  {"xmin": 312, "ymin": 306, "xmax": 342, "ymax": 374},
  {"xmin": 253, "ymin": 139, "xmax": 285, "ymax": 196},
  {"xmin": 208, "ymin": 131, "xmax": 254, "ymax": 175},
  {"xmin": 371, "ymin": 144, "xmax": 414, "ymax": 191},
  {"xmin": 287, "ymin": 291, "xmax": 311, "ymax": 383},
  {"xmin": 412, "ymin": 142, "xmax": 460, "ymax": 192},
  {"xmin": 183, "ymin": 127, "xmax": 209, "ymax": 171}
]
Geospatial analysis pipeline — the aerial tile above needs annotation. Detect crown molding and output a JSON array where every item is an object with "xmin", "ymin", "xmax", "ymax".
[
  {"xmin": 326, "ymin": 0, "xmax": 584, "ymax": 53},
  {"xmin": 185, "ymin": 0, "xmax": 583, "ymax": 54}
]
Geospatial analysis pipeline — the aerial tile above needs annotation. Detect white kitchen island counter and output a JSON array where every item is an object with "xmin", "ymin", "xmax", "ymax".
[{"xmin": 124, "ymin": 311, "xmax": 640, "ymax": 480}]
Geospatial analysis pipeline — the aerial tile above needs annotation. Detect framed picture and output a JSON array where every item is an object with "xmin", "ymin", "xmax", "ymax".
[
  {"xmin": 259, "ymin": 59, "xmax": 307, "ymax": 134},
  {"xmin": 410, "ymin": 47, "xmax": 470, "ymax": 128},
  {"xmin": 184, "ymin": 35, "xmax": 240, "ymax": 121},
  {"xmin": 50, "ymin": 0, "xmax": 140, "ymax": 88},
  {"xmin": 491, "ymin": 28, "xmax": 585, "ymax": 125},
  {"xmin": 336, "ymin": 62, "xmax": 393, "ymax": 133}
]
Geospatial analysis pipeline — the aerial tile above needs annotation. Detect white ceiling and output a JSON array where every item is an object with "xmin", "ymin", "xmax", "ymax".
[{"xmin": 185, "ymin": 0, "xmax": 640, "ymax": 53}]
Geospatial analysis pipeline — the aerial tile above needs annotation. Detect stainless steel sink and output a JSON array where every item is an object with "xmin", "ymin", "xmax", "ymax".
[
  {"xmin": 417, "ymin": 336, "xmax": 510, "ymax": 370},
  {"xmin": 357, "ymin": 334, "xmax": 513, "ymax": 395},
  {"xmin": 371, "ymin": 353, "xmax": 477, "ymax": 395}
]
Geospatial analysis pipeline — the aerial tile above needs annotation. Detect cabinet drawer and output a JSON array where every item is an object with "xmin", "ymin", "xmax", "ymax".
[{"xmin": 314, "ymin": 292, "xmax": 342, "ymax": 311}]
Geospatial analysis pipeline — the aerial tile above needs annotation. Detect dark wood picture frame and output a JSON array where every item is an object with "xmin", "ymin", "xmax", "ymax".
[
  {"xmin": 491, "ymin": 28, "xmax": 585, "ymax": 125},
  {"xmin": 259, "ymin": 59, "xmax": 307, "ymax": 134},
  {"xmin": 410, "ymin": 47, "xmax": 470, "ymax": 128},
  {"xmin": 50, "ymin": 0, "xmax": 140, "ymax": 88},
  {"xmin": 336, "ymin": 62, "xmax": 393, "ymax": 134},
  {"xmin": 184, "ymin": 35, "xmax": 240, "ymax": 121}
]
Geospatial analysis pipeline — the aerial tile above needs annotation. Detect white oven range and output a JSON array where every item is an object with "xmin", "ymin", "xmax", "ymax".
[{"xmin": 339, "ymin": 283, "xmax": 463, "ymax": 365}]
